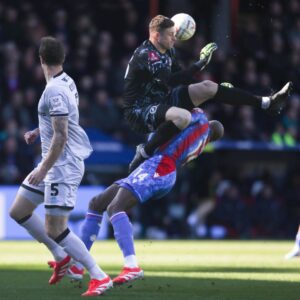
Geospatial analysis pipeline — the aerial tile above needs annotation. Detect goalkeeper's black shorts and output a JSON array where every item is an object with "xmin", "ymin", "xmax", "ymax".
[{"xmin": 124, "ymin": 86, "xmax": 193, "ymax": 134}]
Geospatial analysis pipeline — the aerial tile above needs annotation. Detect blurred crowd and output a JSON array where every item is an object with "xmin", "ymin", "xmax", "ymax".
[
  {"xmin": 136, "ymin": 154, "xmax": 300, "ymax": 239},
  {"xmin": 0, "ymin": 0, "xmax": 299, "ymax": 238}
]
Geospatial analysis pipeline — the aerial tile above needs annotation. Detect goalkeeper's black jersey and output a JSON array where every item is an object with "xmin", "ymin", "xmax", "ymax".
[{"xmin": 123, "ymin": 40, "xmax": 182, "ymax": 108}]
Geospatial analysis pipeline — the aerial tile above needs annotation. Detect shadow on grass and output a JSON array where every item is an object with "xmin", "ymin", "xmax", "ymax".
[
  {"xmin": 142, "ymin": 265, "xmax": 300, "ymax": 274},
  {"xmin": 1, "ymin": 268, "xmax": 300, "ymax": 300},
  {"xmin": 5, "ymin": 265, "xmax": 299, "ymax": 274}
]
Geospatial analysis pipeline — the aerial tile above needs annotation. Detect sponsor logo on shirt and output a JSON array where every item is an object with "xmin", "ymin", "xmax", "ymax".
[{"xmin": 148, "ymin": 51, "xmax": 160, "ymax": 62}]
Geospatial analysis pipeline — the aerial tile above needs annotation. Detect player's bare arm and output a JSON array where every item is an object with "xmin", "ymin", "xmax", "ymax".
[{"xmin": 28, "ymin": 116, "xmax": 68, "ymax": 185}]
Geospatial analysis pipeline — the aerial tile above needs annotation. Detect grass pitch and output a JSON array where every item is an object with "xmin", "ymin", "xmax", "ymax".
[{"xmin": 0, "ymin": 240, "xmax": 299, "ymax": 300}]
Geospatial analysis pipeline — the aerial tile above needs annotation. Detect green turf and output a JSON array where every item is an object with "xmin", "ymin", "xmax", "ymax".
[{"xmin": 0, "ymin": 240, "xmax": 299, "ymax": 300}]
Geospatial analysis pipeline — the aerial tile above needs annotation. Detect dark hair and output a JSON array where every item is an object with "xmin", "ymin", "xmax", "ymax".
[
  {"xmin": 39, "ymin": 36, "xmax": 65, "ymax": 66},
  {"xmin": 149, "ymin": 15, "xmax": 174, "ymax": 33}
]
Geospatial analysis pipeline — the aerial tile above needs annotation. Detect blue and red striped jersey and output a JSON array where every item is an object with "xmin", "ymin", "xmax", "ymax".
[{"xmin": 152, "ymin": 108, "xmax": 210, "ymax": 176}]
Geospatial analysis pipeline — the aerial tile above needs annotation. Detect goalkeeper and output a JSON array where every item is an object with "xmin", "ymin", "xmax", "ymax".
[{"xmin": 125, "ymin": 15, "xmax": 292, "ymax": 173}]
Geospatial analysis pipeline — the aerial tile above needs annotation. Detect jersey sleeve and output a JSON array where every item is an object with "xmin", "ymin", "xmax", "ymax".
[
  {"xmin": 134, "ymin": 48, "xmax": 151, "ymax": 72},
  {"xmin": 45, "ymin": 86, "xmax": 69, "ymax": 117}
]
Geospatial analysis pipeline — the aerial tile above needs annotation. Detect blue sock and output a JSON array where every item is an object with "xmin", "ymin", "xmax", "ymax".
[
  {"xmin": 110, "ymin": 212, "xmax": 135, "ymax": 257},
  {"xmin": 80, "ymin": 210, "xmax": 103, "ymax": 251}
]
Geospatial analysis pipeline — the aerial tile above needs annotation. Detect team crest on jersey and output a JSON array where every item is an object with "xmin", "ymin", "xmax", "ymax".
[
  {"xmin": 49, "ymin": 96, "xmax": 63, "ymax": 109},
  {"xmin": 148, "ymin": 51, "xmax": 160, "ymax": 62},
  {"xmin": 149, "ymin": 105, "xmax": 158, "ymax": 114}
]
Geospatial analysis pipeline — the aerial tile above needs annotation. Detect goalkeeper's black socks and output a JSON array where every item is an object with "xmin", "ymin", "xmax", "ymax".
[
  {"xmin": 143, "ymin": 121, "xmax": 181, "ymax": 157},
  {"xmin": 213, "ymin": 84, "xmax": 264, "ymax": 108}
]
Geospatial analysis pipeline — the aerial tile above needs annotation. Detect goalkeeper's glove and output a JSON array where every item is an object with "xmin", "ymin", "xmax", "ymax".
[
  {"xmin": 220, "ymin": 82, "xmax": 234, "ymax": 88},
  {"xmin": 194, "ymin": 42, "xmax": 218, "ymax": 71}
]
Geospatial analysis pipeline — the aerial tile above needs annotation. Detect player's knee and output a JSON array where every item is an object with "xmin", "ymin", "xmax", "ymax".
[
  {"xmin": 200, "ymin": 80, "xmax": 217, "ymax": 97},
  {"xmin": 169, "ymin": 109, "xmax": 191, "ymax": 129},
  {"xmin": 179, "ymin": 110, "xmax": 191, "ymax": 129},
  {"xmin": 9, "ymin": 206, "xmax": 18, "ymax": 221},
  {"xmin": 89, "ymin": 196, "xmax": 105, "ymax": 213},
  {"xmin": 9, "ymin": 204, "xmax": 26, "ymax": 221},
  {"xmin": 188, "ymin": 81, "xmax": 218, "ymax": 106}
]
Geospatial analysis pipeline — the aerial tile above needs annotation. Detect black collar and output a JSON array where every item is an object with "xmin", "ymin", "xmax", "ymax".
[{"xmin": 53, "ymin": 70, "xmax": 64, "ymax": 78}]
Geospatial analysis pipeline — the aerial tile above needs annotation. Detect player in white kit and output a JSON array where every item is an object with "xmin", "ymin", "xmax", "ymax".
[{"xmin": 9, "ymin": 37, "xmax": 112, "ymax": 296}]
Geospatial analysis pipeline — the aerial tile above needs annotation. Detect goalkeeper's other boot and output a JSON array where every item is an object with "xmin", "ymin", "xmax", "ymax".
[
  {"xmin": 113, "ymin": 266, "xmax": 144, "ymax": 286},
  {"xmin": 128, "ymin": 144, "xmax": 146, "ymax": 174},
  {"xmin": 48, "ymin": 255, "xmax": 71, "ymax": 284},
  {"xmin": 284, "ymin": 245, "xmax": 300, "ymax": 260},
  {"xmin": 269, "ymin": 82, "xmax": 293, "ymax": 114},
  {"xmin": 67, "ymin": 264, "xmax": 84, "ymax": 281},
  {"xmin": 82, "ymin": 276, "xmax": 113, "ymax": 296}
]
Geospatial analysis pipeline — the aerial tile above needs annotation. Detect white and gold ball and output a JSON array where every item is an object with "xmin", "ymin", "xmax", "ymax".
[{"xmin": 171, "ymin": 13, "xmax": 196, "ymax": 41}]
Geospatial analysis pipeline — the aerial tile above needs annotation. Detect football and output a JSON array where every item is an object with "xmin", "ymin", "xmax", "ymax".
[{"xmin": 171, "ymin": 13, "xmax": 196, "ymax": 41}]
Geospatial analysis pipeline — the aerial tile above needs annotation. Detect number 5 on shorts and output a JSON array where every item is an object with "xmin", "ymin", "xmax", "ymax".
[{"xmin": 51, "ymin": 183, "xmax": 59, "ymax": 196}]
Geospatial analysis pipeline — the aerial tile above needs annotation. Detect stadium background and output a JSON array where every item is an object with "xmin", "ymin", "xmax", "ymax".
[{"xmin": 0, "ymin": 0, "xmax": 300, "ymax": 240}]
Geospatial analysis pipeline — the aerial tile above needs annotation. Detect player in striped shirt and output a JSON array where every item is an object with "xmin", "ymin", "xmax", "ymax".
[{"xmin": 68, "ymin": 108, "xmax": 223, "ymax": 290}]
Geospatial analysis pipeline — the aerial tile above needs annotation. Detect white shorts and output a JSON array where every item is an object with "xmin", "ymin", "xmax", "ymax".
[{"xmin": 17, "ymin": 158, "xmax": 84, "ymax": 211}]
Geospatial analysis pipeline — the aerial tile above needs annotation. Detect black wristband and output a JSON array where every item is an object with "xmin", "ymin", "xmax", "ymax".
[{"xmin": 193, "ymin": 60, "xmax": 206, "ymax": 70}]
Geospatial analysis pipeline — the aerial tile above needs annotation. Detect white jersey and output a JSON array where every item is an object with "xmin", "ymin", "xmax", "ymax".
[{"xmin": 38, "ymin": 71, "xmax": 93, "ymax": 166}]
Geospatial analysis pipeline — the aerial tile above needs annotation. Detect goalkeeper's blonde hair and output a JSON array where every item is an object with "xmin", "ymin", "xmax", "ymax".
[{"xmin": 149, "ymin": 15, "xmax": 174, "ymax": 33}]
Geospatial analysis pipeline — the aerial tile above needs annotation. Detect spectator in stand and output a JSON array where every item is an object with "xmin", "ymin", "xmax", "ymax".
[{"xmin": 0, "ymin": 0, "xmax": 300, "ymax": 239}]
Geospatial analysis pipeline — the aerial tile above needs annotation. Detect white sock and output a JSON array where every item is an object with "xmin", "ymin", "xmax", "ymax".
[
  {"xmin": 21, "ymin": 214, "xmax": 66, "ymax": 261},
  {"xmin": 58, "ymin": 230, "xmax": 106, "ymax": 280},
  {"xmin": 261, "ymin": 97, "xmax": 271, "ymax": 109},
  {"xmin": 51, "ymin": 245, "xmax": 68, "ymax": 262},
  {"xmin": 124, "ymin": 254, "xmax": 138, "ymax": 268}
]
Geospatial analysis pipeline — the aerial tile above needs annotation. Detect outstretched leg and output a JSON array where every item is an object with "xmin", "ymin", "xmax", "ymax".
[
  {"xmin": 188, "ymin": 80, "xmax": 293, "ymax": 114},
  {"xmin": 129, "ymin": 106, "xmax": 191, "ymax": 173},
  {"xmin": 129, "ymin": 81, "xmax": 292, "ymax": 173}
]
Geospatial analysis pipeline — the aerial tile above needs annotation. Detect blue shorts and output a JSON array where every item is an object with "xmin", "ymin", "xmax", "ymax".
[{"xmin": 115, "ymin": 155, "xmax": 177, "ymax": 203}]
